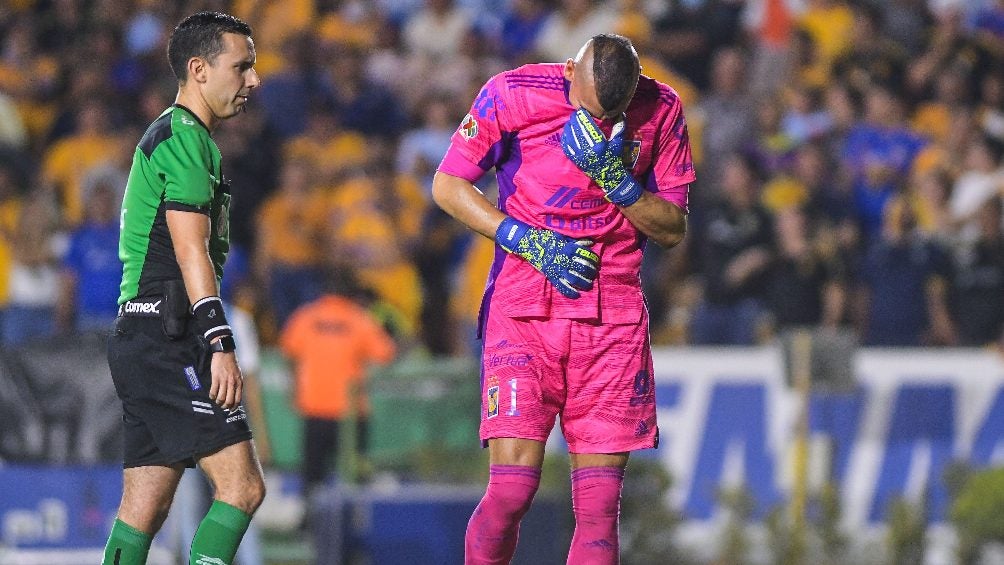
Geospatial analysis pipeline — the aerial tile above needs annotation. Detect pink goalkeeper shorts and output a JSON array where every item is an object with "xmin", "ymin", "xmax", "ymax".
[{"xmin": 478, "ymin": 313, "xmax": 658, "ymax": 454}]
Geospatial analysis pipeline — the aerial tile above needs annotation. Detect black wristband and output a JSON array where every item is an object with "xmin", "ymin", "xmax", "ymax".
[
  {"xmin": 191, "ymin": 296, "xmax": 232, "ymax": 342},
  {"xmin": 210, "ymin": 335, "xmax": 237, "ymax": 353}
]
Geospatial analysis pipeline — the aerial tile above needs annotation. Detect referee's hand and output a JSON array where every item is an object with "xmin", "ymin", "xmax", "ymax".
[{"xmin": 210, "ymin": 351, "xmax": 243, "ymax": 410}]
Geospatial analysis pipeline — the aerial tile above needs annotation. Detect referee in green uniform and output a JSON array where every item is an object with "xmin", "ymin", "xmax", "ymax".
[{"xmin": 103, "ymin": 12, "xmax": 265, "ymax": 565}]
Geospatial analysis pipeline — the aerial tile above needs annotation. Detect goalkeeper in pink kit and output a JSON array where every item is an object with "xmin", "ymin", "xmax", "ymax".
[{"xmin": 432, "ymin": 33, "xmax": 694, "ymax": 564}]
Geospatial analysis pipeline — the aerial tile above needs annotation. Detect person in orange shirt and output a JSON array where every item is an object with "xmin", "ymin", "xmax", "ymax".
[{"xmin": 279, "ymin": 270, "xmax": 397, "ymax": 500}]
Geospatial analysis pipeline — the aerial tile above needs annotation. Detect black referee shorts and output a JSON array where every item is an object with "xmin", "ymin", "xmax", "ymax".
[{"xmin": 107, "ymin": 314, "xmax": 252, "ymax": 468}]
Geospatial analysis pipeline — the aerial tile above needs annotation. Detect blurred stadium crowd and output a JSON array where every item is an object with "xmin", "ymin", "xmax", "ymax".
[{"xmin": 0, "ymin": 0, "xmax": 1003, "ymax": 355}]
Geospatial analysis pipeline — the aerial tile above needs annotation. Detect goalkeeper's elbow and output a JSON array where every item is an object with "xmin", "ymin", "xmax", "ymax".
[
  {"xmin": 650, "ymin": 216, "xmax": 687, "ymax": 249},
  {"xmin": 654, "ymin": 229, "xmax": 686, "ymax": 249}
]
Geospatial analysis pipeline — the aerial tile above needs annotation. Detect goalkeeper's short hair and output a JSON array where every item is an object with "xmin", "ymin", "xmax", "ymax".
[{"xmin": 590, "ymin": 34, "xmax": 641, "ymax": 115}]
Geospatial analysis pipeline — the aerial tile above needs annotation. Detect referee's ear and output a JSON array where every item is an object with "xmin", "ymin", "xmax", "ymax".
[{"xmin": 186, "ymin": 56, "xmax": 209, "ymax": 85}]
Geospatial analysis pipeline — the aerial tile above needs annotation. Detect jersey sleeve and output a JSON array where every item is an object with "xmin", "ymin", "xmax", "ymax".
[
  {"xmin": 647, "ymin": 91, "xmax": 696, "ymax": 213},
  {"xmin": 437, "ymin": 73, "xmax": 515, "ymax": 183},
  {"xmin": 151, "ymin": 130, "xmax": 213, "ymax": 214}
]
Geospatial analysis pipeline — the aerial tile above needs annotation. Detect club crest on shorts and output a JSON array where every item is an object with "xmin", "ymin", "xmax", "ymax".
[
  {"xmin": 486, "ymin": 376, "xmax": 499, "ymax": 419},
  {"xmin": 459, "ymin": 114, "xmax": 478, "ymax": 140}
]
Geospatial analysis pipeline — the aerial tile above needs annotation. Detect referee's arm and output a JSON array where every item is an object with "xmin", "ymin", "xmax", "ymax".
[
  {"xmin": 166, "ymin": 209, "xmax": 243, "ymax": 409},
  {"xmin": 167, "ymin": 209, "xmax": 219, "ymax": 303}
]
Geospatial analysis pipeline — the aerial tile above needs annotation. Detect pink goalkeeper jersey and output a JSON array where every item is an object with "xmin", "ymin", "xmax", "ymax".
[{"xmin": 438, "ymin": 63, "xmax": 696, "ymax": 328}]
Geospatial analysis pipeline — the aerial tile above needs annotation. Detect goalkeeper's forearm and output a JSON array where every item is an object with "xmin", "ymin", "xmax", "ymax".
[
  {"xmin": 431, "ymin": 170, "xmax": 507, "ymax": 240},
  {"xmin": 618, "ymin": 192, "xmax": 688, "ymax": 248}
]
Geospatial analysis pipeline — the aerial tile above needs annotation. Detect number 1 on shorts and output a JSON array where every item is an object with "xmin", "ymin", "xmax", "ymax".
[{"xmin": 507, "ymin": 378, "xmax": 520, "ymax": 416}]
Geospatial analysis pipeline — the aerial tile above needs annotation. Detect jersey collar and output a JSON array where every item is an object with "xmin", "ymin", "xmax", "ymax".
[{"xmin": 171, "ymin": 104, "xmax": 212, "ymax": 134}]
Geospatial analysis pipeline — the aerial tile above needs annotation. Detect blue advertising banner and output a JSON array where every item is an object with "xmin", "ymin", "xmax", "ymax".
[{"xmin": 0, "ymin": 466, "xmax": 121, "ymax": 549}]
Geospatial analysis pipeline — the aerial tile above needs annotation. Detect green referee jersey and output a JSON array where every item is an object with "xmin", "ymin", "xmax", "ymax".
[{"xmin": 118, "ymin": 104, "xmax": 230, "ymax": 304}]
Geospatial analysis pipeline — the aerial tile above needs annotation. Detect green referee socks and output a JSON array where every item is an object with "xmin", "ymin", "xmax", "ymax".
[
  {"xmin": 189, "ymin": 500, "xmax": 253, "ymax": 565},
  {"xmin": 102, "ymin": 519, "xmax": 152, "ymax": 565}
]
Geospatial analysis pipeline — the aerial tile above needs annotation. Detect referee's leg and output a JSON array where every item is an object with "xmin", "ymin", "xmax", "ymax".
[
  {"xmin": 118, "ymin": 464, "xmax": 186, "ymax": 529},
  {"xmin": 189, "ymin": 440, "xmax": 266, "ymax": 564},
  {"xmin": 103, "ymin": 464, "xmax": 185, "ymax": 565}
]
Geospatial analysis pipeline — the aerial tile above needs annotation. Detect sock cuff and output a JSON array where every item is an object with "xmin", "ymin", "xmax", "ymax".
[
  {"xmin": 489, "ymin": 464, "xmax": 542, "ymax": 485},
  {"xmin": 570, "ymin": 466, "xmax": 625, "ymax": 485},
  {"xmin": 206, "ymin": 500, "xmax": 253, "ymax": 531},
  {"xmin": 487, "ymin": 465, "xmax": 542, "ymax": 479},
  {"xmin": 112, "ymin": 518, "xmax": 153, "ymax": 544}
]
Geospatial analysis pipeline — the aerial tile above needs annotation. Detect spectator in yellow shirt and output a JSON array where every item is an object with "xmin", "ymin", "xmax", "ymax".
[
  {"xmin": 256, "ymin": 159, "xmax": 329, "ymax": 326},
  {"xmin": 798, "ymin": 0, "xmax": 855, "ymax": 70},
  {"xmin": 325, "ymin": 170, "xmax": 423, "ymax": 336},
  {"xmin": 41, "ymin": 101, "xmax": 119, "ymax": 225}
]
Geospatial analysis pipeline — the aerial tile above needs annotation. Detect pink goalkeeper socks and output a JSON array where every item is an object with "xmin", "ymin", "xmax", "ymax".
[
  {"xmin": 566, "ymin": 466, "xmax": 625, "ymax": 565},
  {"xmin": 465, "ymin": 464, "xmax": 542, "ymax": 565}
]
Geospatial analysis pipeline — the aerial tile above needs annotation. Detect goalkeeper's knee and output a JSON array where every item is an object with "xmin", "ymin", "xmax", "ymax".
[
  {"xmin": 466, "ymin": 464, "xmax": 541, "ymax": 559},
  {"xmin": 474, "ymin": 464, "xmax": 540, "ymax": 523}
]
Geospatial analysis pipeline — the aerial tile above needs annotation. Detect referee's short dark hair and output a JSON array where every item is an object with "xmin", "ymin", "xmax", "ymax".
[
  {"xmin": 168, "ymin": 12, "xmax": 252, "ymax": 83},
  {"xmin": 591, "ymin": 34, "xmax": 641, "ymax": 114}
]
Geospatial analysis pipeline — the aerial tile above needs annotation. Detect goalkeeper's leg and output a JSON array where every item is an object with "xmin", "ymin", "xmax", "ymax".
[
  {"xmin": 465, "ymin": 439, "xmax": 544, "ymax": 564},
  {"xmin": 566, "ymin": 459, "xmax": 626, "ymax": 565}
]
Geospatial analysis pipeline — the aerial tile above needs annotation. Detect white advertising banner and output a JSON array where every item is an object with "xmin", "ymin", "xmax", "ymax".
[{"xmin": 649, "ymin": 346, "xmax": 1004, "ymax": 529}]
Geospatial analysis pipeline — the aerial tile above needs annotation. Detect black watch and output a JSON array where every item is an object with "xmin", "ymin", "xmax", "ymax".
[{"xmin": 209, "ymin": 335, "xmax": 237, "ymax": 353}]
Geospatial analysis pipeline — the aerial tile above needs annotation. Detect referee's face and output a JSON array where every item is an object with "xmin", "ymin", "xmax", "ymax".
[{"xmin": 205, "ymin": 33, "xmax": 260, "ymax": 121}]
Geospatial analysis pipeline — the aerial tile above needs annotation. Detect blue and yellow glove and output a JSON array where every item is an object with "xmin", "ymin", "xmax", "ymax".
[
  {"xmin": 561, "ymin": 108, "xmax": 644, "ymax": 207},
  {"xmin": 495, "ymin": 216, "xmax": 599, "ymax": 299}
]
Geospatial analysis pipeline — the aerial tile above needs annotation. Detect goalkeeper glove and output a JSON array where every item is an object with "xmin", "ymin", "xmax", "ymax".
[
  {"xmin": 495, "ymin": 217, "xmax": 599, "ymax": 299},
  {"xmin": 561, "ymin": 108, "xmax": 644, "ymax": 207}
]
